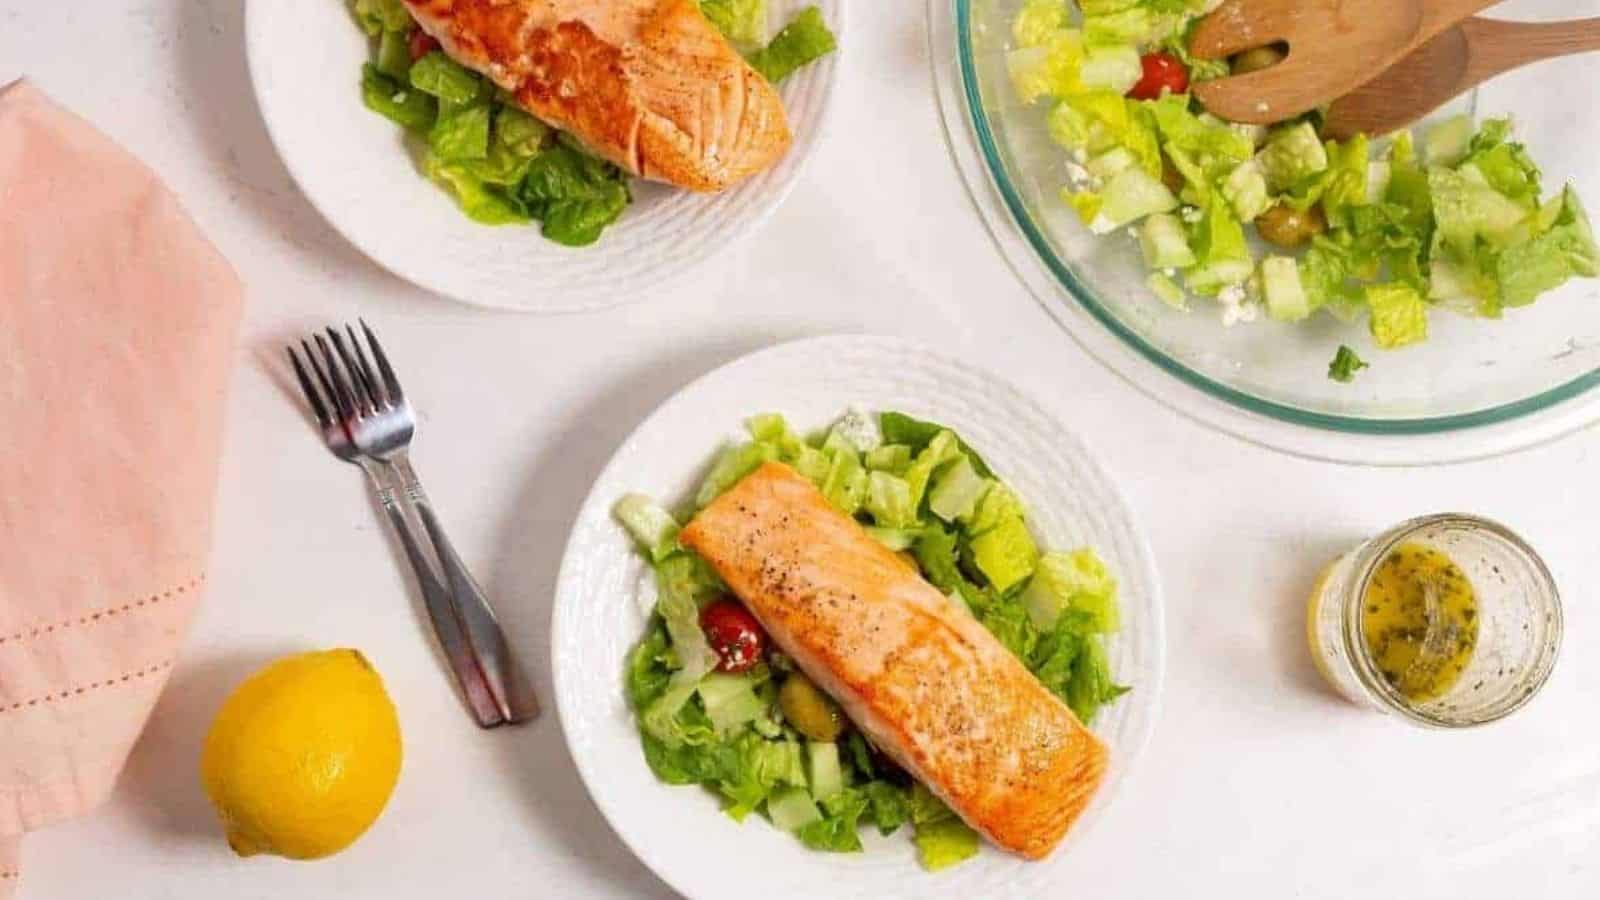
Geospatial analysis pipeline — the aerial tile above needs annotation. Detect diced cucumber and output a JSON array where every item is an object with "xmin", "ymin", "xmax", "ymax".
[
  {"xmin": 1139, "ymin": 212, "xmax": 1197, "ymax": 270},
  {"xmin": 1090, "ymin": 167, "xmax": 1178, "ymax": 234},
  {"xmin": 807, "ymin": 742, "xmax": 844, "ymax": 802},
  {"xmin": 928, "ymin": 457, "xmax": 990, "ymax": 523},
  {"xmin": 1261, "ymin": 255, "xmax": 1312, "ymax": 322},
  {"xmin": 768, "ymin": 787, "xmax": 823, "ymax": 832},
  {"xmin": 1221, "ymin": 159, "xmax": 1271, "ymax": 222},
  {"xmin": 1079, "ymin": 43, "xmax": 1142, "ymax": 94},
  {"xmin": 698, "ymin": 673, "xmax": 766, "ymax": 733},
  {"xmin": 1257, "ymin": 121, "xmax": 1329, "ymax": 192},
  {"xmin": 1184, "ymin": 257, "xmax": 1254, "ymax": 297}
]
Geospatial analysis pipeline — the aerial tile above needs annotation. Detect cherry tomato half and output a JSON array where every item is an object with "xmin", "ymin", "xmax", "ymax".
[
  {"xmin": 700, "ymin": 599, "xmax": 767, "ymax": 673},
  {"xmin": 409, "ymin": 29, "xmax": 442, "ymax": 63},
  {"xmin": 1126, "ymin": 52, "xmax": 1189, "ymax": 101}
]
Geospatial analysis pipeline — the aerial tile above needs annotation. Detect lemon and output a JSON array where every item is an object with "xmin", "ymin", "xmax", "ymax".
[{"xmin": 200, "ymin": 649, "xmax": 402, "ymax": 860}]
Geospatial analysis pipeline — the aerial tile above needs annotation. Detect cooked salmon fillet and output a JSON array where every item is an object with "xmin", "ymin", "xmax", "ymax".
[
  {"xmin": 403, "ymin": 0, "xmax": 793, "ymax": 192},
  {"xmin": 679, "ymin": 462, "xmax": 1109, "ymax": 859}
]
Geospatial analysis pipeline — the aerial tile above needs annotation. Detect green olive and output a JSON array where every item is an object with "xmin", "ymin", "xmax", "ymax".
[
  {"xmin": 778, "ymin": 672, "xmax": 844, "ymax": 742},
  {"xmin": 1255, "ymin": 203, "xmax": 1327, "ymax": 249},
  {"xmin": 1231, "ymin": 45, "xmax": 1287, "ymax": 76}
]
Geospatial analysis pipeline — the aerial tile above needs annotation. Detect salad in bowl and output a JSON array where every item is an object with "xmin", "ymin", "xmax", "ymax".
[{"xmin": 1002, "ymin": 0, "xmax": 1597, "ymax": 382}]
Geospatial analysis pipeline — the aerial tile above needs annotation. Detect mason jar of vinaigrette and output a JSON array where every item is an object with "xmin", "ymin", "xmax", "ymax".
[{"xmin": 1306, "ymin": 514, "xmax": 1562, "ymax": 728}]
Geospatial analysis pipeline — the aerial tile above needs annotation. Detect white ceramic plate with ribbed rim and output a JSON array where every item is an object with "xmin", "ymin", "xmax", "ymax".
[
  {"xmin": 552, "ymin": 336, "xmax": 1164, "ymax": 899},
  {"xmin": 245, "ymin": 0, "xmax": 843, "ymax": 312}
]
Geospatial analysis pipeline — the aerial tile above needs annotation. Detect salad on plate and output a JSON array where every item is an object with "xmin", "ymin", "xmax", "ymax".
[
  {"xmin": 1005, "ymin": 0, "xmax": 1598, "ymax": 381},
  {"xmin": 614, "ymin": 409, "xmax": 1128, "ymax": 871},
  {"xmin": 348, "ymin": 0, "xmax": 836, "ymax": 246}
]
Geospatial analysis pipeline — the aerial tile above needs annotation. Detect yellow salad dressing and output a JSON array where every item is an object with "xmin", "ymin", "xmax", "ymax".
[{"xmin": 1361, "ymin": 543, "xmax": 1479, "ymax": 703}]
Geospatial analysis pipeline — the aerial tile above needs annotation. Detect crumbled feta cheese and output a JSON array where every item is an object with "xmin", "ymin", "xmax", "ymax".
[
  {"xmin": 1089, "ymin": 215, "xmax": 1117, "ymax": 235},
  {"xmin": 1064, "ymin": 161, "xmax": 1097, "ymax": 192},
  {"xmin": 1217, "ymin": 283, "xmax": 1260, "ymax": 328},
  {"xmin": 1180, "ymin": 206, "xmax": 1203, "ymax": 223},
  {"xmin": 832, "ymin": 405, "xmax": 881, "ymax": 453}
]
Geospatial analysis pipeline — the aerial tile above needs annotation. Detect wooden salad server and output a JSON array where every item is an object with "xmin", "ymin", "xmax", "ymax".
[
  {"xmin": 1324, "ymin": 17, "xmax": 1600, "ymax": 139},
  {"xmin": 1187, "ymin": 0, "xmax": 1502, "ymax": 125}
]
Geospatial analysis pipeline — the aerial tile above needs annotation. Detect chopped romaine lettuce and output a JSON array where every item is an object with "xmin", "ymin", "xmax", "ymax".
[
  {"xmin": 517, "ymin": 143, "xmax": 632, "ymax": 247},
  {"xmin": 360, "ymin": 65, "xmax": 437, "ymax": 133},
  {"xmin": 1328, "ymin": 345, "xmax": 1369, "ymax": 383},
  {"xmin": 700, "ymin": 0, "xmax": 767, "ymax": 48},
  {"xmin": 409, "ymin": 51, "xmax": 483, "ymax": 106},
  {"xmin": 349, "ymin": 0, "xmax": 411, "ymax": 35},
  {"xmin": 1021, "ymin": 549, "xmax": 1119, "ymax": 632},
  {"xmin": 908, "ymin": 784, "xmax": 980, "ymax": 872},
  {"xmin": 748, "ymin": 6, "xmax": 837, "ymax": 84},
  {"xmin": 1366, "ymin": 283, "xmax": 1429, "ymax": 349}
]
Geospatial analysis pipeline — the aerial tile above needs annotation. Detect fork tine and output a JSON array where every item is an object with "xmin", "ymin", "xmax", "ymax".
[
  {"xmin": 326, "ymin": 327, "xmax": 375, "ymax": 416},
  {"xmin": 345, "ymin": 323, "xmax": 390, "ymax": 410},
  {"xmin": 287, "ymin": 345, "xmax": 331, "ymax": 428},
  {"xmin": 360, "ymin": 319, "xmax": 405, "ymax": 404},
  {"xmin": 311, "ymin": 334, "xmax": 358, "ymax": 421}
]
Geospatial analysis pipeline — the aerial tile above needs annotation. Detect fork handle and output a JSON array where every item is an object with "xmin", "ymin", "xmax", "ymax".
[
  {"xmin": 393, "ymin": 456, "xmax": 540, "ymax": 724},
  {"xmin": 360, "ymin": 460, "xmax": 507, "ymax": 728}
]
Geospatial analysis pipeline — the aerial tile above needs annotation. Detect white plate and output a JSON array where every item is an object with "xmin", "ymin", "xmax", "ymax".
[
  {"xmin": 552, "ymin": 335, "xmax": 1165, "ymax": 899},
  {"xmin": 245, "ymin": 0, "xmax": 844, "ymax": 312}
]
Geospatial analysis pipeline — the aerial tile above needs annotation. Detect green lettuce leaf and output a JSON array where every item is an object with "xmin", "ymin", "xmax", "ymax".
[
  {"xmin": 1365, "ymin": 283, "xmax": 1429, "ymax": 349},
  {"xmin": 796, "ymin": 788, "xmax": 869, "ymax": 852},
  {"xmin": 700, "ymin": 0, "xmax": 767, "ymax": 48},
  {"xmin": 748, "ymin": 6, "xmax": 836, "ymax": 84},
  {"xmin": 349, "ymin": 0, "xmax": 411, "ymax": 35},
  {"xmin": 409, "ymin": 51, "xmax": 483, "ymax": 106},
  {"xmin": 1327, "ymin": 345, "xmax": 1369, "ymax": 383},
  {"xmin": 360, "ymin": 65, "xmax": 437, "ymax": 133},
  {"xmin": 517, "ymin": 143, "xmax": 632, "ymax": 247}
]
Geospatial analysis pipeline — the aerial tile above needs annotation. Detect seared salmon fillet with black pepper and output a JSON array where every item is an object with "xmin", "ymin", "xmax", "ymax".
[
  {"xmin": 402, "ymin": 0, "xmax": 792, "ymax": 191},
  {"xmin": 679, "ymin": 461, "xmax": 1109, "ymax": 859}
]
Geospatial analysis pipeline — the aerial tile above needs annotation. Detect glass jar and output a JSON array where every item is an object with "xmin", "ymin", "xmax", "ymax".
[{"xmin": 1306, "ymin": 514, "xmax": 1562, "ymax": 728}]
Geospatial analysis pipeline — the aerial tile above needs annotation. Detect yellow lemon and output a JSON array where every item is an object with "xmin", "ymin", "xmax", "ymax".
[{"xmin": 200, "ymin": 649, "xmax": 402, "ymax": 860}]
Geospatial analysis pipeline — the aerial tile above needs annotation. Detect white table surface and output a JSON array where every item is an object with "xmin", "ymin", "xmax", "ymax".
[{"xmin": 5, "ymin": 2, "xmax": 1598, "ymax": 898}]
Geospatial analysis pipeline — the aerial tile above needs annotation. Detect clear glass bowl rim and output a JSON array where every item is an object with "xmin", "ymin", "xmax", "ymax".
[{"xmin": 949, "ymin": 0, "xmax": 1600, "ymax": 436}]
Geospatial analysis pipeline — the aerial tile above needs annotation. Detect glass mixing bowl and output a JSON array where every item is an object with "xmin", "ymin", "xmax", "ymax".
[{"xmin": 929, "ymin": 0, "xmax": 1600, "ymax": 464}]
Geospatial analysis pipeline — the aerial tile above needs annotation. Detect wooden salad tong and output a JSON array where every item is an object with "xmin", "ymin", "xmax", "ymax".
[
  {"xmin": 1188, "ymin": 0, "xmax": 1502, "ymax": 125},
  {"xmin": 1323, "ymin": 16, "xmax": 1600, "ymax": 139}
]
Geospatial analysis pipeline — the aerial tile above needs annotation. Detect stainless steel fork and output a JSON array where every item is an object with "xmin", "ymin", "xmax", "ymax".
[
  {"xmin": 290, "ymin": 339, "xmax": 509, "ymax": 728},
  {"xmin": 321, "ymin": 322, "xmax": 539, "ymax": 725}
]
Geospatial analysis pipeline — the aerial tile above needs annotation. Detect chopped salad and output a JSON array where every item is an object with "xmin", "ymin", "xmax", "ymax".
[
  {"xmin": 615, "ymin": 410, "xmax": 1128, "ymax": 871},
  {"xmin": 347, "ymin": 0, "xmax": 836, "ymax": 246},
  {"xmin": 1007, "ymin": 0, "xmax": 1598, "ymax": 382}
]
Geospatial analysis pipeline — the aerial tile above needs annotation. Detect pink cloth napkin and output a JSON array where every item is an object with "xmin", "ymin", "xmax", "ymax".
[{"xmin": 0, "ymin": 79, "xmax": 242, "ymax": 896}]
